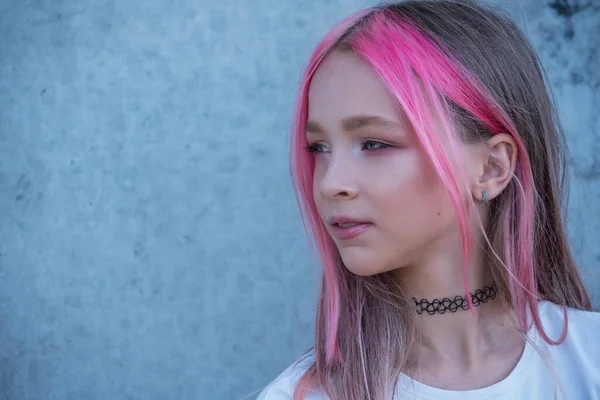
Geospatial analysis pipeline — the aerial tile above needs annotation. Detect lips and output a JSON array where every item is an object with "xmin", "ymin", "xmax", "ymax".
[{"xmin": 328, "ymin": 216, "xmax": 372, "ymax": 240}]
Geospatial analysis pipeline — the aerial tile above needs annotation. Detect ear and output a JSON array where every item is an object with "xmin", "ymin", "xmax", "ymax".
[{"xmin": 471, "ymin": 133, "xmax": 518, "ymax": 203}]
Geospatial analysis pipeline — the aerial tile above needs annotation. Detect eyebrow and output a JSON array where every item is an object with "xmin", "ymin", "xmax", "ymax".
[{"xmin": 305, "ymin": 114, "xmax": 400, "ymax": 134}]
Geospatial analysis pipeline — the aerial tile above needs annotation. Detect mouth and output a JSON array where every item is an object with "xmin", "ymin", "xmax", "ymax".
[
  {"xmin": 328, "ymin": 216, "xmax": 372, "ymax": 240},
  {"xmin": 335, "ymin": 222, "xmax": 363, "ymax": 228}
]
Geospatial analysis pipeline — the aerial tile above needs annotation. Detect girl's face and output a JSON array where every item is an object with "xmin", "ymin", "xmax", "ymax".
[{"xmin": 306, "ymin": 51, "xmax": 470, "ymax": 276}]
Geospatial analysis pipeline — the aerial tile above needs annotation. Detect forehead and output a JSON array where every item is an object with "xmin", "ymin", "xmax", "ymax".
[{"xmin": 307, "ymin": 51, "xmax": 401, "ymax": 124}]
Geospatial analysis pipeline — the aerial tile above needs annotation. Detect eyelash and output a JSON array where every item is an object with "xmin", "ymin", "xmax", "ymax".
[
  {"xmin": 305, "ymin": 140, "xmax": 393, "ymax": 153},
  {"xmin": 361, "ymin": 140, "xmax": 392, "ymax": 151},
  {"xmin": 304, "ymin": 143, "xmax": 327, "ymax": 153}
]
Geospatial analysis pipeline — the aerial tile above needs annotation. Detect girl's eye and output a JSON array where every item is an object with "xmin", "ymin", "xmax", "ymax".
[
  {"xmin": 305, "ymin": 143, "xmax": 330, "ymax": 153},
  {"xmin": 361, "ymin": 140, "xmax": 392, "ymax": 151}
]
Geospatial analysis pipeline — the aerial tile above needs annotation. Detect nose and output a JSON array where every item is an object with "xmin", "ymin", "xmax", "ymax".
[{"xmin": 317, "ymin": 155, "xmax": 358, "ymax": 200}]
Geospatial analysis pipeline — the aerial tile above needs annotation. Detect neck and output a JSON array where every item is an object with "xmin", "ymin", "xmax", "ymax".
[{"xmin": 398, "ymin": 239, "xmax": 519, "ymax": 372}]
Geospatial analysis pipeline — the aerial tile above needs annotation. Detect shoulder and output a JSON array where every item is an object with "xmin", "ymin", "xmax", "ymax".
[
  {"xmin": 536, "ymin": 300, "xmax": 600, "ymax": 382},
  {"xmin": 257, "ymin": 351, "xmax": 317, "ymax": 400},
  {"xmin": 537, "ymin": 300, "xmax": 600, "ymax": 342}
]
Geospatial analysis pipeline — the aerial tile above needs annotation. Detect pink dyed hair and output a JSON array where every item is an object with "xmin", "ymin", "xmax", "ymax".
[{"xmin": 289, "ymin": 2, "xmax": 591, "ymax": 398}]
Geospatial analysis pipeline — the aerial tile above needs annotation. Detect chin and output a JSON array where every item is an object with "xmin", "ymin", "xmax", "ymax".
[{"xmin": 339, "ymin": 249, "xmax": 389, "ymax": 277}]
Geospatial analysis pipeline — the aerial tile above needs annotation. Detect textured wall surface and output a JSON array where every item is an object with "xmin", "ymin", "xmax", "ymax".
[{"xmin": 0, "ymin": 0, "xmax": 598, "ymax": 399}]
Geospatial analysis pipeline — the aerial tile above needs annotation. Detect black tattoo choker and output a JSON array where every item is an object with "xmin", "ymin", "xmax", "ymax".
[{"xmin": 413, "ymin": 282, "xmax": 498, "ymax": 315}]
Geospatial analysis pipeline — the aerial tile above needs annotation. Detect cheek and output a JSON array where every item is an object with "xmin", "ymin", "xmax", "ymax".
[
  {"xmin": 377, "ymin": 153, "xmax": 442, "ymax": 205},
  {"xmin": 374, "ymin": 153, "xmax": 455, "ymax": 235},
  {"xmin": 312, "ymin": 164, "xmax": 324, "ymax": 205}
]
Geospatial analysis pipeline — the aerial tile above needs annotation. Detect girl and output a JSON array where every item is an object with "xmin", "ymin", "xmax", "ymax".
[{"xmin": 260, "ymin": 0, "xmax": 600, "ymax": 399}]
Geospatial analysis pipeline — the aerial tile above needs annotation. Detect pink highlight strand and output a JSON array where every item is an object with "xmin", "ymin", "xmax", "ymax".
[
  {"xmin": 290, "ymin": 9, "xmax": 372, "ymax": 364},
  {"xmin": 350, "ymin": 11, "xmax": 476, "ymax": 311}
]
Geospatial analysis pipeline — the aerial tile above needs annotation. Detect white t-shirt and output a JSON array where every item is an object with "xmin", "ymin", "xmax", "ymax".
[{"xmin": 258, "ymin": 301, "xmax": 600, "ymax": 399}]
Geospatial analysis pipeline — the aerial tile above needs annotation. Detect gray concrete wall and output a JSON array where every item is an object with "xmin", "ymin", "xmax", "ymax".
[{"xmin": 0, "ymin": 0, "xmax": 598, "ymax": 399}]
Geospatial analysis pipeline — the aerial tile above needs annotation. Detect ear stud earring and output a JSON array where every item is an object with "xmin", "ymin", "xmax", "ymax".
[{"xmin": 482, "ymin": 189, "xmax": 489, "ymax": 205}]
